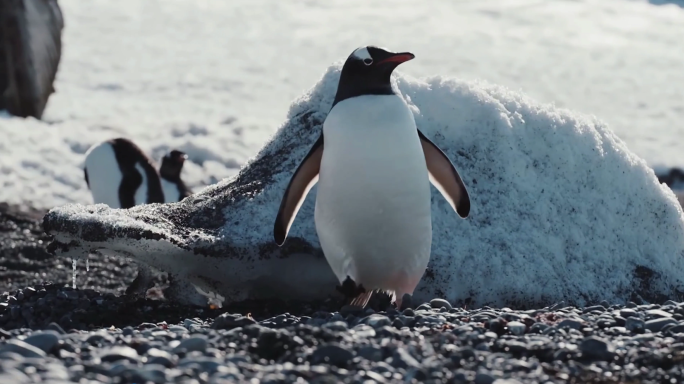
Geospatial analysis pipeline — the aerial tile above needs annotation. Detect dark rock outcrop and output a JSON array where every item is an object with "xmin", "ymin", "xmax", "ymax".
[{"xmin": 0, "ymin": 0, "xmax": 63, "ymax": 119}]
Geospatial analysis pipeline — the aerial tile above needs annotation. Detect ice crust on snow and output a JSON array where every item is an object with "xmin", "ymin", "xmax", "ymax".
[{"xmin": 45, "ymin": 64, "xmax": 684, "ymax": 307}]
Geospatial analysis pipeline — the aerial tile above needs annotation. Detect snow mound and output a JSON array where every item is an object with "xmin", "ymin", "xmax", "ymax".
[{"xmin": 44, "ymin": 64, "xmax": 684, "ymax": 308}]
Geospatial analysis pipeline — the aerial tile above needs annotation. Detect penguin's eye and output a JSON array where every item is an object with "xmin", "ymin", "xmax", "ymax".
[{"xmin": 363, "ymin": 58, "xmax": 373, "ymax": 66}]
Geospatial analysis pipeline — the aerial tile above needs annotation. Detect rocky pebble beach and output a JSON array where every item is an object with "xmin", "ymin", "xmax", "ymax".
[{"xmin": 3, "ymin": 203, "xmax": 684, "ymax": 383}]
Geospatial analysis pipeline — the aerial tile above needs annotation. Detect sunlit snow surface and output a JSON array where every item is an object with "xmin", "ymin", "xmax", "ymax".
[{"xmin": 1, "ymin": 0, "xmax": 684, "ymax": 209}]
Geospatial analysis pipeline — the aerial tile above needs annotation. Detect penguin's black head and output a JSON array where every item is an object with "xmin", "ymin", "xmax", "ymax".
[
  {"xmin": 331, "ymin": 46, "xmax": 415, "ymax": 109},
  {"xmin": 160, "ymin": 150, "xmax": 188, "ymax": 180}
]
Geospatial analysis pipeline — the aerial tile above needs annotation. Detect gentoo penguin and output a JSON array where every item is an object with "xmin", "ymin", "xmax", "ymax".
[
  {"xmin": 83, "ymin": 138, "xmax": 177, "ymax": 301},
  {"xmin": 159, "ymin": 149, "xmax": 193, "ymax": 203},
  {"xmin": 83, "ymin": 138, "xmax": 165, "ymax": 208},
  {"xmin": 273, "ymin": 46, "xmax": 471, "ymax": 309}
]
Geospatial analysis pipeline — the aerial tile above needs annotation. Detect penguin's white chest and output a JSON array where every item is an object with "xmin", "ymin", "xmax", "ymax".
[
  {"xmin": 84, "ymin": 142, "xmax": 150, "ymax": 208},
  {"xmin": 84, "ymin": 142, "xmax": 124, "ymax": 208},
  {"xmin": 314, "ymin": 95, "xmax": 432, "ymax": 295}
]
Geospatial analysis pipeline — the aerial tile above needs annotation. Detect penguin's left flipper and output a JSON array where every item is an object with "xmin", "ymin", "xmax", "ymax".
[
  {"xmin": 418, "ymin": 130, "xmax": 471, "ymax": 218},
  {"xmin": 273, "ymin": 134, "xmax": 324, "ymax": 246}
]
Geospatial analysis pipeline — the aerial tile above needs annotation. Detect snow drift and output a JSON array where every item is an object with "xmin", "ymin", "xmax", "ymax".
[{"xmin": 44, "ymin": 64, "xmax": 684, "ymax": 308}]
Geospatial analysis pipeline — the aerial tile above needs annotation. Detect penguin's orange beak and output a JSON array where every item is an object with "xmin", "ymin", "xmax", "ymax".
[{"xmin": 377, "ymin": 52, "xmax": 415, "ymax": 65}]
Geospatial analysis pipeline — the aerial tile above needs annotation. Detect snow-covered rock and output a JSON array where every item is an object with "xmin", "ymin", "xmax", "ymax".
[{"xmin": 43, "ymin": 64, "xmax": 684, "ymax": 308}]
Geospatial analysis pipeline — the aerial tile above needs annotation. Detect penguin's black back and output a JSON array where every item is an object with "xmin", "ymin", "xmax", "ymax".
[{"xmin": 108, "ymin": 138, "xmax": 164, "ymax": 208}]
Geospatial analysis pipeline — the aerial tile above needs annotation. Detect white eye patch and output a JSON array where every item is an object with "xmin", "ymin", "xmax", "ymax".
[{"xmin": 352, "ymin": 47, "xmax": 373, "ymax": 64}]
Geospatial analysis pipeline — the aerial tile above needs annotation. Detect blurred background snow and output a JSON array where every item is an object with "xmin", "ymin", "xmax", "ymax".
[{"xmin": 1, "ymin": 0, "xmax": 684, "ymax": 210}]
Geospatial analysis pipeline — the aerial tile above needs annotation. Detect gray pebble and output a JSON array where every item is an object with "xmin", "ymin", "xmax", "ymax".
[
  {"xmin": 580, "ymin": 336, "xmax": 615, "ymax": 361},
  {"xmin": 131, "ymin": 365, "xmax": 167, "ymax": 383},
  {"xmin": 352, "ymin": 324, "xmax": 376, "ymax": 339},
  {"xmin": 507, "ymin": 321, "xmax": 526, "ymax": 336},
  {"xmin": 0, "ymin": 368, "xmax": 31, "ymax": 383},
  {"xmin": 645, "ymin": 318, "xmax": 678, "ymax": 332},
  {"xmin": 582, "ymin": 305, "xmax": 606, "ymax": 313},
  {"xmin": 145, "ymin": 348, "xmax": 175, "ymax": 368},
  {"xmin": 415, "ymin": 315, "xmax": 446, "ymax": 327},
  {"xmin": 310, "ymin": 344, "xmax": 354, "ymax": 367},
  {"xmin": 322, "ymin": 321, "xmax": 348, "ymax": 332},
  {"xmin": 556, "ymin": 318, "xmax": 584, "ymax": 330},
  {"xmin": 429, "ymin": 298, "xmax": 452, "ymax": 310},
  {"xmin": 0, "ymin": 339, "xmax": 46, "ymax": 358},
  {"xmin": 620, "ymin": 309, "xmax": 638, "ymax": 318},
  {"xmin": 392, "ymin": 347, "xmax": 420, "ymax": 369},
  {"xmin": 183, "ymin": 318, "xmax": 201, "ymax": 328},
  {"xmin": 364, "ymin": 314, "xmax": 392, "ymax": 328},
  {"xmin": 178, "ymin": 356, "xmax": 223, "ymax": 373},
  {"xmin": 529, "ymin": 323, "xmax": 550, "ymax": 333},
  {"xmin": 0, "ymin": 351, "xmax": 27, "ymax": 361},
  {"xmin": 86, "ymin": 332, "xmax": 114, "ymax": 345},
  {"xmin": 99, "ymin": 346, "xmax": 139, "ymax": 364},
  {"xmin": 645, "ymin": 309, "xmax": 672, "ymax": 319},
  {"xmin": 212, "ymin": 313, "xmax": 256, "ymax": 330},
  {"xmin": 168, "ymin": 325, "xmax": 189, "ymax": 334},
  {"xmin": 474, "ymin": 372, "xmax": 496, "ymax": 384},
  {"xmin": 45, "ymin": 322, "xmax": 66, "ymax": 335},
  {"xmin": 626, "ymin": 317, "xmax": 645, "ymax": 332},
  {"xmin": 358, "ymin": 345, "xmax": 383, "ymax": 362},
  {"xmin": 173, "ymin": 336, "xmax": 208, "ymax": 353},
  {"xmin": 23, "ymin": 330, "xmax": 59, "ymax": 353}
]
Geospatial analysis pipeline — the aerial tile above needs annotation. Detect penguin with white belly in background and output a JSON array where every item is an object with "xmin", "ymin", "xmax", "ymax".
[
  {"xmin": 83, "ymin": 137, "xmax": 166, "ymax": 298},
  {"xmin": 84, "ymin": 137, "xmax": 165, "ymax": 208},
  {"xmin": 273, "ymin": 46, "xmax": 471, "ymax": 309},
  {"xmin": 159, "ymin": 149, "xmax": 193, "ymax": 203}
]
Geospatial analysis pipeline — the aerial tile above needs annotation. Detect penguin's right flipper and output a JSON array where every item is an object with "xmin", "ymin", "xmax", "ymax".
[{"xmin": 273, "ymin": 134, "xmax": 324, "ymax": 246}]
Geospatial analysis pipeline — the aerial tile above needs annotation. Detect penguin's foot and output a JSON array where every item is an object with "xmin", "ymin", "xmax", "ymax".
[
  {"xmin": 349, "ymin": 291, "xmax": 374, "ymax": 308},
  {"xmin": 162, "ymin": 274, "xmax": 213, "ymax": 307},
  {"xmin": 336, "ymin": 276, "xmax": 366, "ymax": 298},
  {"xmin": 124, "ymin": 264, "xmax": 155, "ymax": 301},
  {"xmin": 397, "ymin": 293, "xmax": 413, "ymax": 311}
]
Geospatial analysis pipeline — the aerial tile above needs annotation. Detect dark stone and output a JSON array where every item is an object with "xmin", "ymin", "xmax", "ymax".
[
  {"xmin": 430, "ymin": 298, "xmax": 452, "ymax": 310},
  {"xmin": 579, "ymin": 336, "xmax": 615, "ymax": 361},
  {"xmin": 581, "ymin": 305, "xmax": 606, "ymax": 314},
  {"xmin": 309, "ymin": 344, "xmax": 354, "ymax": 367},
  {"xmin": 645, "ymin": 318, "xmax": 678, "ymax": 332},
  {"xmin": 0, "ymin": 0, "xmax": 63, "ymax": 119},
  {"xmin": 212, "ymin": 313, "xmax": 257, "ymax": 330}
]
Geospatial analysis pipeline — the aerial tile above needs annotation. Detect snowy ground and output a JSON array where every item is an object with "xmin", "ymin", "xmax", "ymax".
[{"xmin": 1, "ymin": 0, "xmax": 684, "ymax": 210}]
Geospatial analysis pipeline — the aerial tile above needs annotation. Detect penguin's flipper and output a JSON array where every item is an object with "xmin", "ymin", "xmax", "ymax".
[
  {"xmin": 273, "ymin": 134, "xmax": 324, "ymax": 246},
  {"xmin": 84, "ymin": 168, "xmax": 90, "ymax": 189},
  {"xmin": 417, "ymin": 130, "xmax": 470, "ymax": 218}
]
